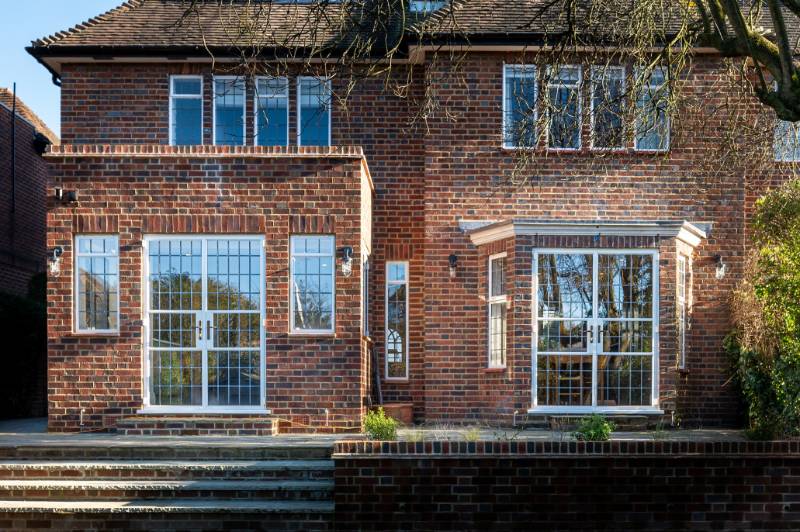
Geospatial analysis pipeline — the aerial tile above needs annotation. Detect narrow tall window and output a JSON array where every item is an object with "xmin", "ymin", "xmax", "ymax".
[
  {"xmin": 170, "ymin": 76, "xmax": 203, "ymax": 146},
  {"xmin": 503, "ymin": 65, "xmax": 537, "ymax": 148},
  {"xmin": 255, "ymin": 77, "xmax": 289, "ymax": 146},
  {"xmin": 362, "ymin": 257, "xmax": 371, "ymax": 337},
  {"xmin": 385, "ymin": 262, "xmax": 408, "ymax": 380},
  {"xmin": 774, "ymin": 119, "xmax": 800, "ymax": 161},
  {"xmin": 591, "ymin": 66, "xmax": 626, "ymax": 149},
  {"xmin": 677, "ymin": 255, "xmax": 688, "ymax": 369},
  {"xmin": 488, "ymin": 254, "xmax": 507, "ymax": 368},
  {"xmin": 298, "ymin": 77, "xmax": 332, "ymax": 146},
  {"xmin": 75, "ymin": 236, "xmax": 119, "ymax": 333},
  {"xmin": 290, "ymin": 236, "xmax": 335, "ymax": 334},
  {"xmin": 214, "ymin": 76, "xmax": 246, "ymax": 146},
  {"xmin": 547, "ymin": 66, "xmax": 582, "ymax": 150},
  {"xmin": 635, "ymin": 67, "xmax": 670, "ymax": 151}
]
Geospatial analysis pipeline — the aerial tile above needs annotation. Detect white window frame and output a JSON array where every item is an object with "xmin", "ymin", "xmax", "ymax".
[
  {"xmin": 289, "ymin": 235, "xmax": 336, "ymax": 335},
  {"xmin": 212, "ymin": 75, "xmax": 247, "ymax": 146},
  {"xmin": 774, "ymin": 119, "xmax": 800, "ymax": 162},
  {"xmin": 385, "ymin": 261, "xmax": 410, "ymax": 381},
  {"xmin": 677, "ymin": 255, "xmax": 688, "ymax": 369},
  {"xmin": 634, "ymin": 66, "xmax": 670, "ymax": 152},
  {"xmin": 168, "ymin": 75, "xmax": 203, "ymax": 146},
  {"xmin": 502, "ymin": 64, "xmax": 538, "ymax": 150},
  {"xmin": 297, "ymin": 76, "xmax": 332, "ymax": 146},
  {"xmin": 74, "ymin": 235, "xmax": 120, "ymax": 334},
  {"xmin": 140, "ymin": 235, "xmax": 268, "ymax": 414},
  {"xmin": 530, "ymin": 248, "xmax": 661, "ymax": 414},
  {"xmin": 254, "ymin": 76, "xmax": 290, "ymax": 147},
  {"xmin": 590, "ymin": 65, "xmax": 626, "ymax": 151},
  {"xmin": 546, "ymin": 65, "xmax": 582, "ymax": 151},
  {"xmin": 488, "ymin": 252, "xmax": 508, "ymax": 369}
]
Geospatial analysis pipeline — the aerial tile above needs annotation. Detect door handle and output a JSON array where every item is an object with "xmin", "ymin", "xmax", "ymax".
[{"xmin": 196, "ymin": 320, "xmax": 203, "ymax": 341}]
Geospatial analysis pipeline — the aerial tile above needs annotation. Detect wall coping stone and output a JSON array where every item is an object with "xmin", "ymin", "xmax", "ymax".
[{"xmin": 333, "ymin": 439, "xmax": 800, "ymax": 458}]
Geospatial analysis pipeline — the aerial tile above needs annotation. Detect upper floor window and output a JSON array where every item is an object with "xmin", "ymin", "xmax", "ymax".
[
  {"xmin": 298, "ymin": 77, "xmax": 332, "ymax": 146},
  {"xmin": 255, "ymin": 76, "xmax": 289, "ymax": 146},
  {"xmin": 290, "ymin": 235, "xmax": 335, "ymax": 334},
  {"xmin": 503, "ymin": 65, "xmax": 538, "ymax": 149},
  {"xmin": 774, "ymin": 118, "xmax": 800, "ymax": 162},
  {"xmin": 409, "ymin": 1, "xmax": 445, "ymax": 12},
  {"xmin": 170, "ymin": 76, "xmax": 203, "ymax": 146},
  {"xmin": 386, "ymin": 261, "xmax": 409, "ymax": 380},
  {"xmin": 75, "ymin": 235, "xmax": 119, "ymax": 333},
  {"xmin": 488, "ymin": 253, "xmax": 507, "ymax": 368},
  {"xmin": 214, "ymin": 76, "xmax": 246, "ymax": 146},
  {"xmin": 547, "ymin": 66, "xmax": 582, "ymax": 150},
  {"xmin": 591, "ymin": 66, "xmax": 626, "ymax": 150},
  {"xmin": 635, "ymin": 67, "xmax": 670, "ymax": 151}
]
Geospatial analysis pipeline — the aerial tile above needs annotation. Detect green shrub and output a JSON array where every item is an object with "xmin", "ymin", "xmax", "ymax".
[
  {"xmin": 573, "ymin": 415, "xmax": 615, "ymax": 441},
  {"xmin": 364, "ymin": 407, "xmax": 398, "ymax": 440}
]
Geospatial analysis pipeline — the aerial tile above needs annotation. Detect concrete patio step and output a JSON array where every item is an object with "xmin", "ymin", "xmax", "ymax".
[{"xmin": 0, "ymin": 478, "xmax": 334, "ymax": 501}]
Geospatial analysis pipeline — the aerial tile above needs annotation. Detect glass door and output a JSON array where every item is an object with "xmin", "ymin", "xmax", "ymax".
[
  {"xmin": 533, "ymin": 250, "xmax": 658, "ymax": 411},
  {"xmin": 144, "ymin": 236, "xmax": 265, "ymax": 411}
]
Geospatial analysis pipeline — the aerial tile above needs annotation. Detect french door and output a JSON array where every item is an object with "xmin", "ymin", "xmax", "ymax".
[
  {"xmin": 532, "ymin": 250, "xmax": 659, "ymax": 412},
  {"xmin": 142, "ymin": 236, "xmax": 266, "ymax": 412}
]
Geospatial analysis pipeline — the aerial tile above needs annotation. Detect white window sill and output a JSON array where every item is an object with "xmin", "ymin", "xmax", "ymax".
[
  {"xmin": 528, "ymin": 407, "xmax": 664, "ymax": 415},
  {"xmin": 137, "ymin": 407, "xmax": 271, "ymax": 415}
]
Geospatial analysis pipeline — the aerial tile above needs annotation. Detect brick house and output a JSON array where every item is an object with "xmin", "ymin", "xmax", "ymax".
[
  {"xmin": 0, "ymin": 88, "xmax": 57, "ymax": 296},
  {"xmin": 25, "ymin": 0, "xmax": 796, "ymax": 434}
]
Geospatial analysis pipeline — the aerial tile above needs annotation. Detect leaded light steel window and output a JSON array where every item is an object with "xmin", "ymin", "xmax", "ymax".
[
  {"xmin": 255, "ymin": 77, "xmax": 289, "ymax": 146},
  {"xmin": 385, "ymin": 262, "xmax": 409, "ymax": 380},
  {"xmin": 290, "ymin": 236, "xmax": 335, "ymax": 333},
  {"xmin": 503, "ymin": 65, "xmax": 538, "ymax": 148},
  {"xmin": 635, "ymin": 67, "xmax": 670, "ymax": 151},
  {"xmin": 75, "ymin": 236, "xmax": 119, "ymax": 333},
  {"xmin": 677, "ymin": 255, "xmax": 688, "ymax": 369},
  {"xmin": 214, "ymin": 76, "xmax": 246, "ymax": 146},
  {"xmin": 488, "ymin": 253, "xmax": 507, "ymax": 368},
  {"xmin": 774, "ymin": 119, "xmax": 800, "ymax": 161},
  {"xmin": 591, "ymin": 66, "xmax": 626, "ymax": 149},
  {"xmin": 170, "ymin": 76, "xmax": 203, "ymax": 146},
  {"xmin": 534, "ymin": 251, "xmax": 657, "ymax": 410},
  {"xmin": 547, "ymin": 66, "xmax": 582, "ymax": 150},
  {"xmin": 297, "ymin": 77, "xmax": 332, "ymax": 146}
]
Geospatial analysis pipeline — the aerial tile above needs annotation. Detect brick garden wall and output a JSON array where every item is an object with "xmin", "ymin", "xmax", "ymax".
[{"xmin": 334, "ymin": 440, "xmax": 800, "ymax": 530}]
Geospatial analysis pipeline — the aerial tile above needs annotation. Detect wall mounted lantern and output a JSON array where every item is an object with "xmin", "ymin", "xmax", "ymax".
[
  {"xmin": 49, "ymin": 246, "xmax": 64, "ymax": 276},
  {"xmin": 714, "ymin": 254, "xmax": 727, "ymax": 280},
  {"xmin": 340, "ymin": 246, "xmax": 354, "ymax": 277},
  {"xmin": 448, "ymin": 254, "xmax": 458, "ymax": 279}
]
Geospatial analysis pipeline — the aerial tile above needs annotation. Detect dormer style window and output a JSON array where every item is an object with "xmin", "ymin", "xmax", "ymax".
[
  {"xmin": 591, "ymin": 66, "xmax": 626, "ymax": 150},
  {"xmin": 298, "ymin": 77, "xmax": 332, "ymax": 146},
  {"xmin": 635, "ymin": 67, "xmax": 670, "ymax": 151},
  {"xmin": 213, "ymin": 76, "xmax": 246, "ymax": 146},
  {"xmin": 169, "ymin": 76, "xmax": 203, "ymax": 146},
  {"xmin": 547, "ymin": 66, "xmax": 582, "ymax": 150},
  {"xmin": 503, "ymin": 65, "xmax": 538, "ymax": 149},
  {"xmin": 255, "ymin": 76, "xmax": 289, "ymax": 146}
]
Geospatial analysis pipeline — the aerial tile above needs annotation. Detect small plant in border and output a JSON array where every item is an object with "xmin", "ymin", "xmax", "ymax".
[
  {"xmin": 573, "ymin": 414, "xmax": 615, "ymax": 442},
  {"xmin": 364, "ymin": 407, "xmax": 399, "ymax": 440}
]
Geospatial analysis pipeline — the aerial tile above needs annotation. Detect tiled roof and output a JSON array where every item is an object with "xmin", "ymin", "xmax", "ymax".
[
  {"xmin": 0, "ymin": 88, "xmax": 59, "ymax": 145},
  {"xmin": 26, "ymin": 0, "xmax": 800, "ymax": 54}
]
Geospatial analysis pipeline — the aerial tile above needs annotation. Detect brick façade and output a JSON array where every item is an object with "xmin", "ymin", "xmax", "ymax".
[{"xmin": 45, "ymin": 50, "xmax": 792, "ymax": 432}]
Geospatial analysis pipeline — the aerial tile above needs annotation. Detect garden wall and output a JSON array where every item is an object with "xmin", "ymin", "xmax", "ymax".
[{"xmin": 334, "ymin": 440, "xmax": 800, "ymax": 530}]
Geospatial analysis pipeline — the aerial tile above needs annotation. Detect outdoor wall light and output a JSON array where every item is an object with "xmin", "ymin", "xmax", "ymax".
[
  {"xmin": 714, "ymin": 254, "xmax": 727, "ymax": 280},
  {"xmin": 49, "ymin": 246, "xmax": 64, "ymax": 276},
  {"xmin": 449, "ymin": 254, "xmax": 458, "ymax": 279},
  {"xmin": 340, "ymin": 246, "xmax": 354, "ymax": 277}
]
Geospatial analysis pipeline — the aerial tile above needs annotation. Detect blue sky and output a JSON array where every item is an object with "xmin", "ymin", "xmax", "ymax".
[{"xmin": 0, "ymin": 1, "xmax": 122, "ymax": 137}]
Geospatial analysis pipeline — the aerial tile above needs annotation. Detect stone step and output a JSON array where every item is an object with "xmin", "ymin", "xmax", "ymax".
[
  {"xmin": 0, "ymin": 479, "xmax": 334, "ymax": 501},
  {"xmin": 115, "ymin": 416, "xmax": 275, "ymax": 437},
  {"xmin": 0, "ymin": 498, "xmax": 335, "ymax": 514},
  {"xmin": 0, "ymin": 444, "xmax": 333, "ymax": 461},
  {"xmin": 0, "ymin": 460, "xmax": 334, "ymax": 480}
]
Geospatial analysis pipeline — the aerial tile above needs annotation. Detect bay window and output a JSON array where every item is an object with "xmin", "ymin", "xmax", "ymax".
[
  {"xmin": 290, "ymin": 236, "xmax": 335, "ymax": 334},
  {"xmin": 75, "ymin": 235, "xmax": 119, "ymax": 333},
  {"xmin": 385, "ymin": 261, "xmax": 409, "ymax": 380}
]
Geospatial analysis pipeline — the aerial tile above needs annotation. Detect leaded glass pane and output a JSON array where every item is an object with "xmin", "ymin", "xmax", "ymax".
[
  {"xmin": 214, "ymin": 78, "xmax": 245, "ymax": 146},
  {"xmin": 299, "ymin": 78, "xmax": 331, "ymax": 146}
]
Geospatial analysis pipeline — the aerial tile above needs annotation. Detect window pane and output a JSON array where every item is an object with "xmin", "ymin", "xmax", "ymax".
[
  {"xmin": 775, "ymin": 119, "xmax": 800, "ymax": 161},
  {"xmin": 537, "ymin": 354, "xmax": 593, "ymax": 406},
  {"xmin": 291, "ymin": 236, "xmax": 335, "ymax": 331},
  {"xmin": 214, "ymin": 78, "xmax": 245, "ymax": 146},
  {"xmin": 600, "ymin": 321, "xmax": 653, "ymax": 353},
  {"xmin": 386, "ymin": 264, "xmax": 408, "ymax": 379},
  {"xmin": 538, "ymin": 320, "xmax": 588, "ymax": 352},
  {"xmin": 150, "ymin": 350, "xmax": 202, "ymax": 406},
  {"xmin": 172, "ymin": 78, "xmax": 201, "ymax": 95},
  {"xmin": 173, "ymin": 98, "xmax": 202, "ymax": 145},
  {"xmin": 548, "ymin": 66, "xmax": 581, "ymax": 149},
  {"xmin": 597, "ymin": 355, "xmax": 651, "ymax": 406},
  {"xmin": 537, "ymin": 253, "xmax": 593, "ymax": 319},
  {"xmin": 504, "ymin": 66, "xmax": 537, "ymax": 147},
  {"xmin": 593, "ymin": 68, "xmax": 625, "ymax": 149},
  {"xmin": 208, "ymin": 350, "xmax": 260, "ymax": 406},
  {"xmin": 597, "ymin": 254, "xmax": 653, "ymax": 319},
  {"xmin": 76, "ymin": 236, "xmax": 119, "ymax": 331},
  {"xmin": 299, "ymin": 78, "xmax": 331, "ymax": 146},
  {"xmin": 635, "ymin": 68, "xmax": 669, "ymax": 150},
  {"xmin": 256, "ymin": 78, "xmax": 288, "ymax": 146},
  {"xmin": 490, "ymin": 256, "xmax": 505, "ymax": 297},
  {"xmin": 489, "ymin": 302, "xmax": 507, "ymax": 367}
]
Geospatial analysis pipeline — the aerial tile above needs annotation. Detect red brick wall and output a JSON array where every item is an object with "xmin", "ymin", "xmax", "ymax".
[
  {"xmin": 334, "ymin": 440, "xmax": 800, "ymax": 530},
  {"xmin": 45, "ymin": 146, "xmax": 368, "ymax": 432},
  {"xmin": 0, "ymin": 104, "xmax": 47, "ymax": 296}
]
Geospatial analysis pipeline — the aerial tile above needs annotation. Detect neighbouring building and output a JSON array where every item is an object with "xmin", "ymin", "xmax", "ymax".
[
  {"xmin": 0, "ymin": 87, "xmax": 56, "ymax": 296},
  {"xmin": 26, "ymin": 0, "xmax": 797, "ymax": 434}
]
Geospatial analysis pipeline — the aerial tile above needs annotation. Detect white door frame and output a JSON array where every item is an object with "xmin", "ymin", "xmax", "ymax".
[
  {"xmin": 530, "ymin": 248, "xmax": 662, "ymax": 414},
  {"xmin": 139, "ymin": 235, "xmax": 268, "ymax": 414}
]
